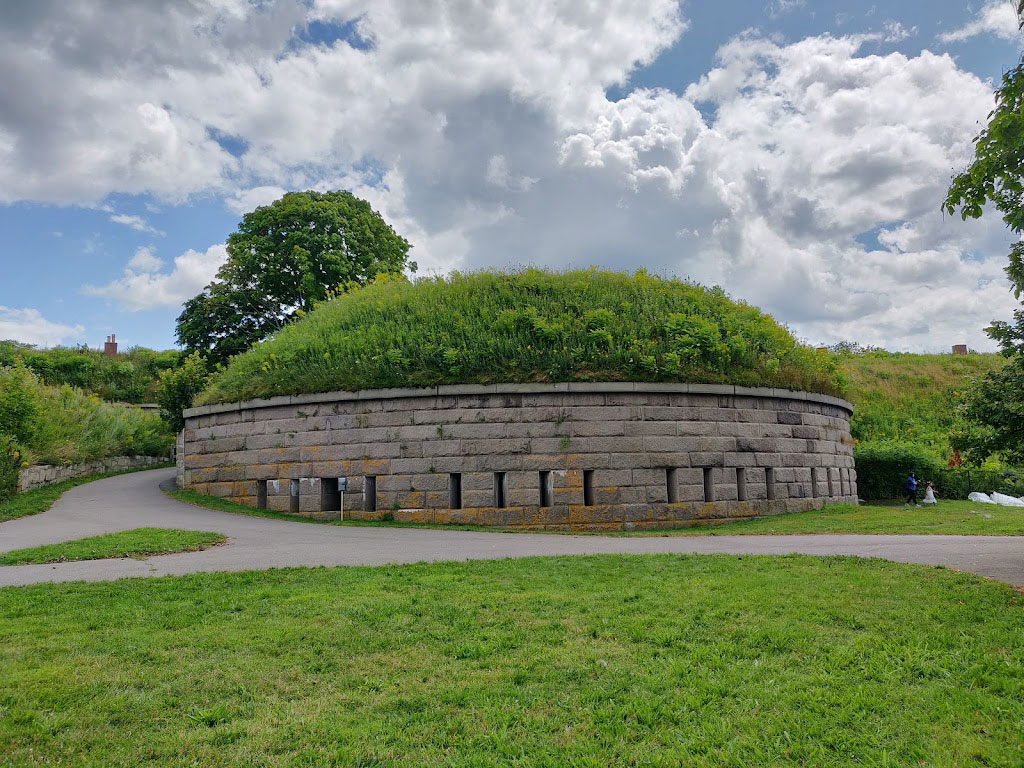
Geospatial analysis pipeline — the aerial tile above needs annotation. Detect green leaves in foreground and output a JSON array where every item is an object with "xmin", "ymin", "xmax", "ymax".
[
  {"xmin": 0, "ymin": 555, "xmax": 1022, "ymax": 766},
  {"xmin": 0, "ymin": 528, "xmax": 225, "ymax": 565}
]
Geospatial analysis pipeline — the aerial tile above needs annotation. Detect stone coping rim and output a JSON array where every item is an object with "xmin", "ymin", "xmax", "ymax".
[{"xmin": 185, "ymin": 382, "xmax": 852, "ymax": 419}]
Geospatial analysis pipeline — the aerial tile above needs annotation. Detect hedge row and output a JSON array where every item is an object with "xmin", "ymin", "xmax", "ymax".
[{"xmin": 854, "ymin": 442, "xmax": 1024, "ymax": 500}]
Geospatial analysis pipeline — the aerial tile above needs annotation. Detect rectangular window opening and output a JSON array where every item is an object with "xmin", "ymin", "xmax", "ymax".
[
  {"xmin": 827, "ymin": 469, "xmax": 834, "ymax": 498},
  {"xmin": 449, "ymin": 473, "xmax": 462, "ymax": 510},
  {"xmin": 583, "ymin": 470, "xmax": 595, "ymax": 506},
  {"xmin": 666, "ymin": 467, "xmax": 678, "ymax": 504},
  {"xmin": 539, "ymin": 470, "xmax": 552, "ymax": 508},
  {"xmin": 365, "ymin": 475, "xmax": 377, "ymax": 511},
  {"xmin": 703, "ymin": 467, "xmax": 715, "ymax": 503},
  {"xmin": 736, "ymin": 467, "xmax": 747, "ymax": 502},
  {"xmin": 765, "ymin": 467, "xmax": 776, "ymax": 501},
  {"xmin": 256, "ymin": 479, "xmax": 268, "ymax": 510},
  {"xmin": 320, "ymin": 477, "xmax": 341, "ymax": 513},
  {"xmin": 494, "ymin": 472, "xmax": 507, "ymax": 508},
  {"xmin": 289, "ymin": 478, "xmax": 300, "ymax": 514},
  {"xmin": 810, "ymin": 468, "xmax": 819, "ymax": 499}
]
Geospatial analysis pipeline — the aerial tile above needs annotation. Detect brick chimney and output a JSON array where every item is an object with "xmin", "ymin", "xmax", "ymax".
[
  {"xmin": 103, "ymin": 334, "xmax": 118, "ymax": 357},
  {"xmin": 951, "ymin": 344, "xmax": 967, "ymax": 356}
]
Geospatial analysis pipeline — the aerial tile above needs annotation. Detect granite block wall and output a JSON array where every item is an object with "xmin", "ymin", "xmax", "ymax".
[
  {"xmin": 18, "ymin": 455, "xmax": 168, "ymax": 493},
  {"xmin": 179, "ymin": 383, "xmax": 856, "ymax": 530}
]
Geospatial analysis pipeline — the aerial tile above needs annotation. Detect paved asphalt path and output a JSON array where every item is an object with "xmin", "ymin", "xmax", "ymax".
[{"xmin": 1, "ymin": 468, "xmax": 1022, "ymax": 587}]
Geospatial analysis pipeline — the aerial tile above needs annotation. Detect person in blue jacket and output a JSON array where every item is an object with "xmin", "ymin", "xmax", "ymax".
[{"xmin": 905, "ymin": 471, "xmax": 917, "ymax": 506}]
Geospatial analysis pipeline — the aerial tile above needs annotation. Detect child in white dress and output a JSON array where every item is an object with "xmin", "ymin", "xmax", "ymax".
[{"xmin": 922, "ymin": 482, "xmax": 937, "ymax": 505}]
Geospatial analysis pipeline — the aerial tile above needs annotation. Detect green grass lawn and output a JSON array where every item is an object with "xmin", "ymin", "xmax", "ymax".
[
  {"xmin": 1, "ymin": 555, "xmax": 1022, "ymax": 766},
  {"xmin": 0, "ymin": 528, "xmax": 225, "ymax": 565},
  {"xmin": 169, "ymin": 487, "xmax": 1024, "ymax": 536},
  {"xmin": 668, "ymin": 499, "xmax": 1024, "ymax": 536},
  {"xmin": 0, "ymin": 463, "xmax": 173, "ymax": 524}
]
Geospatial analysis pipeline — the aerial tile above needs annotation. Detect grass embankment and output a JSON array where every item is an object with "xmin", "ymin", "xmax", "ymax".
[
  {"xmin": 197, "ymin": 269, "xmax": 844, "ymax": 405},
  {"xmin": 169, "ymin": 487, "xmax": 1024, "ymax": 536},
  {"xmin": 1, "ymin": 556, "xmax": 1021, "ymax": 766},
  {"xmin": 0, "ymin": 528, "xmax": 225, "ymax": 565},
  {"xmin": 841, "ymin": 351, "xmax": 1004, "ymax": 459},
  {"xmin": 1, "ymin": 464, "xmax": 173, "ymax": 524}
]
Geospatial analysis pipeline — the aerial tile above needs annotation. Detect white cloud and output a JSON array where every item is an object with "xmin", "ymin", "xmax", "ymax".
[
  {"xmin": 126, "ymin": 245, "xmax": 164, "ymax": 273},
  {"xmin": 224, "ymin": 186, "xmax": 288, "ymax": 216},
  {"xmin": 0, "ymin": 307, "xmax": 84, "ymax": 347},
  {"xmin": 882, "ymin": 21, "xmax": 916, "ymax": 43},
  {"xmin": 84, "ymin": 244, "xmax": 228, "ymax": 311},
  {"xmin": 110, "ymin": 213, "xmax": 164, "ymax": 236},
  {"xmin": 939, "ymin": 1, "xmax": 1020, "ymax": 43},
  {"xmin": 552, "ymin": 35, "xmax": 1014, "ymax": 350},
  {"xmin": 1, "ymin": 4, "xmax": 1020, "ymax": 350}
]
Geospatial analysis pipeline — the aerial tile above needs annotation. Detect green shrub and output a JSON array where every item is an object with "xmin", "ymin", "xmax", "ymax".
[
  {"xmin": 0, "ymin": 365, "xmax": 172, "ymax": 467},
  {"xmin": 156, "ymin": 352, "xmax": 210, "ymax": 432},
  {"xmin": 853, "ymin": 441, "xmax": 945, "ymax": 500},
  {"xmin": 198, "ymin": 269, "xmax": 844, "ymax": 404},
  {"xmin": 0, "ymin": 435, "xmax": 26, "ymax": 503},
  {"xmin": 929, "ymin": 467, "xmax": 1024, "ymax": 500},
  {"xmin": 0, "ymin": 364, "xmax": 40, "ymax": 440},
  {"xmin": 0, "ymin": 341, "xmax": 181, "ymax": 403}
]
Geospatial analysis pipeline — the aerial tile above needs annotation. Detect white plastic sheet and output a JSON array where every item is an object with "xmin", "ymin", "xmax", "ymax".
[
  {"xmin": 990, "ymin": 492, "xmax": 1024, "ymax": 507},
  {"xmin": 967, "ymin": 492, "xmax": 995, "ymax": 504}
]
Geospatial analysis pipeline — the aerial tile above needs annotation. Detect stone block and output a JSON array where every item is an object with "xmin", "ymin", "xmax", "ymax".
[
  {"xmin": 675, "ymin": 421, "xmax": 718, "ymax": 436},
  {"xmin": 445, "ymin": 422, "xmax": 508, "ymax": 440},
  {"xmin": 690, "ymin": 452, "xmax": 724, "ymax": 467},
  {"xmin": 461, "ymin": 438, "xmax": 530, "ymax": 455},
  {"xmin": 505, "ymin": 422, "xmax": 562, "ymax": 438},
  {"xmin": 723, "ymin": 452, "xmax": 757, "ymax": 467},
  {"xmin": 571, "ymin": 420, "xmax": 626, "ymax": 437},
  {"xmin": 643, "ymin": 406, "xmax": 701, "ymax": 421},
  {"xmin": 421, "ymin": 439, "xmax": 462, "ymax": 457}
]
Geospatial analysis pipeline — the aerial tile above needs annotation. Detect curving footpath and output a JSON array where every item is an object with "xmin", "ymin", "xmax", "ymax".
[{"xmin": 1, "ymin": 468, "xmax": 1022, "ymax": 588}]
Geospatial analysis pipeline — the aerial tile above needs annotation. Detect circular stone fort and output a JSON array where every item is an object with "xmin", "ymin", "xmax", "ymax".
[{"xmin": 177, "ymin": 271, "xmax": 856, "ymax": 530}]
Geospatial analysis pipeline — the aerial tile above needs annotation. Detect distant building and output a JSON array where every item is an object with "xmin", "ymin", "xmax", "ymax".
[
  {"xmin": 103, "ymin": 334, "xmax": 118, "ymax": 357},
  {"xmin": 951, "ymin": 344, "xmax": 967, "ymax": 356}
]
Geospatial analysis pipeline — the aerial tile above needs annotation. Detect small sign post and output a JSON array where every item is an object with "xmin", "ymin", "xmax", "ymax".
[{"xmin": 338, "ymin": 476, "xmax": 348, "ymax": 520}]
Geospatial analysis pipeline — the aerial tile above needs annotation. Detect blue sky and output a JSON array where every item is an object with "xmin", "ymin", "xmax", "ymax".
[{"xmin": 1, "ymin": 0, "xmax": 1021, "ymax": 352}]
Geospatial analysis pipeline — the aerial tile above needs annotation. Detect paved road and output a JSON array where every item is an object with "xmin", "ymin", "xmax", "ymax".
[{"xmin": 1, "ymin": 468, "xmax": 1022, "ymax": 587}]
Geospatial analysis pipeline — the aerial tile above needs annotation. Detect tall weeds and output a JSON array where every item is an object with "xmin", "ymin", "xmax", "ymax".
[
  {"xmin": 0, "ymin": 364, "xmax": 171, "ymax": 467},
  {"xmin": 198, "ymin": 269, "xmax": 844, "ymax": 404}
]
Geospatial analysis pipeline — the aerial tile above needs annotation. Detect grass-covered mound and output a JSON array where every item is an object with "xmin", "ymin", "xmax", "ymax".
[
  {"xmin": 841, "ymin": 350, "xmax": 1004, "ymax": 459},
  {"xmin": 198, "ymin": 270, "xmax": 843, "ymax": 405}
]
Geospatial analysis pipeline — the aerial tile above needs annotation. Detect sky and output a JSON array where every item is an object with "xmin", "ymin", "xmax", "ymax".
[{"xmin": 1, "ymin": 0, "xmax": 1023, "ymax": 353}]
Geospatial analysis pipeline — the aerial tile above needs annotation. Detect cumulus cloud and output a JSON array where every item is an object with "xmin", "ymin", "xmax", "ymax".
[
  {"xmin": 553, "ymin": 35, "xmax": 1015, "ymax": 350},
  {"xmin": 110, "ymin": 214, "xmax": 164, "ymax": 236},
  {"xmin": 0, "ymin": 306, "xmax": 84, "ymax": 347},
  {"xmin": 84, "ymin": 244, "xmax": 228, "ymax": 311},
  {"xmin": 939, "ymin": 1, "xmax": 1020, "ymax": 43},
  {"xmin": 1, "ymin": 3, "xmax": 1020, "ymax": 349},
  {"xmin": 126, "ymin": 245, "xmax": 164, "ymax": 273}
]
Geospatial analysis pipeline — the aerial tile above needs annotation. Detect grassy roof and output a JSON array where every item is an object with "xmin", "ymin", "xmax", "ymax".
[{"xmin": 196, "ymin": 269, "xmax": 844, "ymax": 405}]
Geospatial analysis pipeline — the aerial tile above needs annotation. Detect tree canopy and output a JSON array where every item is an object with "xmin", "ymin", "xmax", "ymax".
[
  {"xmin": 177, "ymin": 190, "xmax": 414, "ymax": 366},
  {"xmin": 945, "ymin": 57, "xmax": 1024, "ymax": 463}
]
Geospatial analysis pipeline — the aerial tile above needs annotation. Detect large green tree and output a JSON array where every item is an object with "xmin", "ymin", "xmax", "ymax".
[
  {"xmin": 177, "ymin": 190, "xmax": 414, "ymax": 365},
  {"xmin": 945, "ymin": 55, "xmax": 1024, "ymax": 462}
]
